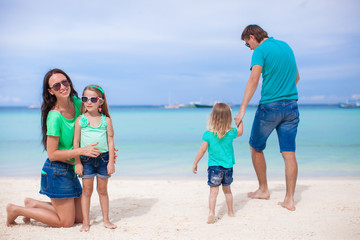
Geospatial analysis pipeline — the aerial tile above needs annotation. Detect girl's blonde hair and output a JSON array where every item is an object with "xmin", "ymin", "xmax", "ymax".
[
  {"xmin": 81, "ymin": 84, "xmax": 111, "ymax": 118},
  {"xmin": 207, "ymin": 103, "xmax": 233, "ymax": 139}
]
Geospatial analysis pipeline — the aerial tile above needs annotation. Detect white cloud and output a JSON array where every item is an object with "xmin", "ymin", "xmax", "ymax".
[
  {"xmin": 351, "ymin": 94, "xmax": 360, "ymax": 100},
  {"xmin": 299, "ymin": 63, "xmax": 360, "ymax": 81},
  {"xmin": 0, "ymin": 95, "xmax": 21, "ymax": 103},
  {"xmin": 1, "ymin": 0, "xmax": 359, "ymax": 55},
  {"xmin": 299, "ymin": 95, "xmax": 346, "ymax": 103},
  {"xmin": 0, "ymin": 0, "xmax": 359, "ymax": 105}
]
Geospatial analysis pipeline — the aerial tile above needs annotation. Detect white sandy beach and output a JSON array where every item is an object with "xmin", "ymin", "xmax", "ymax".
[{"xmin": 1, "ymin": 177, "xmax": 360, "ymax": 240}]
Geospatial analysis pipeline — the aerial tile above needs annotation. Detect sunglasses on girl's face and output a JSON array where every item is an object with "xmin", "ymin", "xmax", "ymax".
[
  {"xmin": 81, "ymin": 96, "xmax": 103, "ymax": 103},
  {"xmin": 50, "ymin": 79, "xmax": 70, "ymax": 91}
]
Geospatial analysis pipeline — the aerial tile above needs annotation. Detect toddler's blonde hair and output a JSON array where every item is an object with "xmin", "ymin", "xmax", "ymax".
[{"xmin": 207, "ymin": 103, "xmax": 233, "ymax": 139}]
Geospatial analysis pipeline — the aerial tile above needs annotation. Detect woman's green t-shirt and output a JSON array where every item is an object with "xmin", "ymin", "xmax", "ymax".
[{"xmin": 46, "ymin": 96, "xmax": 81, "ymax": 162}]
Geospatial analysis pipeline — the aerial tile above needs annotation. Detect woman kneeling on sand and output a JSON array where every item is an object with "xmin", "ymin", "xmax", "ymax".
[{"xmin": 6, "ymin": 69, "xmax": 102, "ymax": 227}]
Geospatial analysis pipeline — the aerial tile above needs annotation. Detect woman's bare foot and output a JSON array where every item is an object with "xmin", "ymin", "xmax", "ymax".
[
  {"xmin": 278, "ymin": 201, "xmax": 296, "ymax": 211},
  {"xmin": 24, "ymin": 198, "xmax": 36, "ymax": 208},
  {"xmin": 104, "ymin": 221, "xmax": 117, "ymax": 229},
  {"xmin": 22, "ymin": 198, "xmax": 34, "ymax": 223},
  {"xmin": 80, "ymin": 224, "xmax": 90, "ymax": 232},
  {"xmin": 23, "ymin": 217, "xmax": 31, "ymax": 224},
  {"xmin": 6, "ymin": 204, "xmax": 18, "ymax": 227},
  {"xmin": 248, "ymin": 188, "xmax": 270, "ymax": 199},
  {"xmin": 207, "ymin": 214, "xmax": 215, "ymax": 224},
  {"xmin": 228, "ymin": 211, "xmax": 235, "ymax": 217}
]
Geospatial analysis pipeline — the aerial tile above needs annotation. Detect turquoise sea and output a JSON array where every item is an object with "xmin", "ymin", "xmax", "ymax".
[{"xmin": 0, "ymin": 105, "xmax": 359, "ymax": 179}]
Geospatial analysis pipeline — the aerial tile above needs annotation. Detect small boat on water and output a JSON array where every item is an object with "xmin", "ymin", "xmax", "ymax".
[
  {"xmin": 28, "ymin": 105, "xmax": 40, "ymax": 109},
  {"xmin": 338, "ymin": 103, "xmax": 360, "ymax": 108},
  {"xmin": 194, "ymin": 103, "xmax": 213, "ymax": 108},
  {"xmin": 339, "ymin": 96, "xmax": 360, "ymax": 108},
  {"xmin": 164, "ymin": 104, "xmax": 184, "ymax": 109}
]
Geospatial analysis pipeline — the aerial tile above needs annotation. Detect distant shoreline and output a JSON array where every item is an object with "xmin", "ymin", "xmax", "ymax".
[{"xmin": 0, "ymin": 103, "xmax": 350, "ymax": 109}]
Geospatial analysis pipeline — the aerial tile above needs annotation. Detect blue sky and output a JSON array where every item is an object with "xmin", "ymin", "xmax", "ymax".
[{"xmin": 0, "ymin": 0, "xmax": 359, "ymax": 106}]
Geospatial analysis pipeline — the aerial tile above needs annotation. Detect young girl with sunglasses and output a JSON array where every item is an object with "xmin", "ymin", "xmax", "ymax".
[
  {"xmin": 6, "ymin": 69, "xmax": 102, "ymax": 227},
  {"xmin": 73, "ymin": 85, "xmax": 117, "ymax": 232},
  {"xmin": 192, "ymin": 103, "xmax": 243, "ymax": 224}
]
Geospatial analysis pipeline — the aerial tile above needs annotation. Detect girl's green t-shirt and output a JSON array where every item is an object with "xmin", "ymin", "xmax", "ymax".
[
  {"xmin": 46, "ymin": 96, "xmax": 81, "ymax": 162},
  {"xmin": 202, "ymin": 128, "xmax": 238, "ymax": 168},
  {"xmin": 79, "ymin": 114, "xmax": 109, "ymax": 152}
]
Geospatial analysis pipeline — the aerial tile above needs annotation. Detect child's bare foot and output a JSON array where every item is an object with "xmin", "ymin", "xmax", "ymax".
[
  {"xmin": 207, "ymin": 214, "xmax": 215, "ymax": 224},
  {"xmin": 80, "ymin": 224, "xmax": 90, "ymax": 232},
  {"xmin": 248, "ymin": 188, "xmax": 270, "ymax": 199},
  {"xmin": 104, "ymin": 221, "xmax": 117, "ymax": 229},
  {"xmin": 6, "ymin": 204, "xmax": 18, "ymax": 227},
  {"xmin": 278, "ymin": 201, "xmax": 296, "ymax": 211}
]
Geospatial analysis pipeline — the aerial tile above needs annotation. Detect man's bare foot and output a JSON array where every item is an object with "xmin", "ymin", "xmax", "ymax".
[
  {"xmin": 80, "ymin": 224, "xmax": 90, "ymax": 232},
  {"xmin": 248, "ymin": 188, "xmax": 270, "ymax": 199},
  {"xmin": 207, "ymin": 214, "xmax": 215, "ymax": 224},
  {"xmin": 278, "ymin": 201, "xmax": 296, "ymax": 211},
  {"xmin": 104, "ymin": 221, "xmax": 117, "ymax": 229},
  {"xmin": 6, "ymin": 204, "xmax": 18, "ymax": 227}
]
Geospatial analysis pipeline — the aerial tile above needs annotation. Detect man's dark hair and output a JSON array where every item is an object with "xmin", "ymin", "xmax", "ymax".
[{"xmin": 241, "ymin": 25, "xmax": 269, "ymax": 43}]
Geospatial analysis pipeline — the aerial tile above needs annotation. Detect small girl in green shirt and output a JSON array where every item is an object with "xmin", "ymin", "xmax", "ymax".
[
  {"xmin": 73, "ymin": 85, "xmax": 117, "ymax": 232},
  {"xmin": 192, "ymin": 102, "xmax": 243, "ymax": 224}
]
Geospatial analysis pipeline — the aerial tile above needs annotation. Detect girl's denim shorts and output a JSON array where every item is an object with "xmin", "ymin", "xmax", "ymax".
[
  {"xmin": 207, "ymin": 166, "xmax": 233, "ymax": 187},
  {"xmin": 39, "ymin": 159, "xmax": 82, "ymax": 199},
  {"xmin": 80, "ymin": 151, "xmax": 110, "ymax": 179}
]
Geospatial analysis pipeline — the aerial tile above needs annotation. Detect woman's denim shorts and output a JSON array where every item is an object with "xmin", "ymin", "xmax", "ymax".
[
  {"xmin": 80, "ymin": 152, "xmax": 110, "ymax": 179},
  {"xmin": 207, "ymin": 166, "xmax": 233, "ymax": 187},
  {"xmin": 249, "ymin": 99, "xmax": 300, "ymax": 152},
  {"xmin": 39, "ymin": 159, "xmax": 82, "ymax": 199}
]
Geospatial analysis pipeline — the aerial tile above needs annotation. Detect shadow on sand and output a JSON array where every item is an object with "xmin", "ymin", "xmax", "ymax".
[
  {"xmin": 215, "ymin": 183, "xmax": 309, "ymax": 221},
  {"xmin": 90, "ymin": 197, "xmax": 158, "ymax": 224},
  {"xmin": 270, "ymin": 184, "xmax": 309, "ymax": 205},
  {"xmin": 216, "ymin": 191, "xmax": 250, "ymax": 221}
]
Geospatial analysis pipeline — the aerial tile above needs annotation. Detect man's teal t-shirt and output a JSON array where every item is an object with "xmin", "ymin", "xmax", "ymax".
[
  {"xmin": 251, "ymin": 37, "xmax": 298, "ymax": 104},
  {"xmin": 202, "ymin": 128, "xmax": 238, "ymax": 168}
]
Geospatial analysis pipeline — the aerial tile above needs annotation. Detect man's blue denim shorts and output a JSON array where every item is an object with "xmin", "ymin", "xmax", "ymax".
[
  {"xmin": 39, "ymin": 159, "xmax": 82, "ymax": 199},
  {"xmin": 207, "ymin": 166, "xmax": 233, "ymax": 187},
  {"xmin": 80, "ymin": 152, "xmax": 110, "ymax": 179},
  {"xmin": 249, "ymin": 99, "xmax": 300, "ymax": 152}
]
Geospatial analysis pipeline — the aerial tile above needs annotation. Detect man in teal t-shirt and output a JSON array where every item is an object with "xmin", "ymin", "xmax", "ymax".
[{"xmin": 234, "ymin": 25, "xmax": 300, "ymax": 211}]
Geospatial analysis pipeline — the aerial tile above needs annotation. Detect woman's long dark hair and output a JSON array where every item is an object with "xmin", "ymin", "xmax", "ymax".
[{"xmin": 41, "ymin": 69, "xmax": 78, "ymax": 150}]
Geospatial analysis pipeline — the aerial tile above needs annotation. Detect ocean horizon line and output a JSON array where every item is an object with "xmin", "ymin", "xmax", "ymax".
[{"xmin": 0, "ymin": 103, "xmax": 349, "ymax": 109}]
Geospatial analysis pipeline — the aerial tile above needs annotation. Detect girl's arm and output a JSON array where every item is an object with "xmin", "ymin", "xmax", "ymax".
[
  {"xmin": 73, "ymin": 117, "xmax": 83, "ymax": 176},
  {"xmin": 106, "ymin": 117, "xmax": 115, "ymax": 175},
  {"xmin": 192, "ymin": 141, "xmax": 209, "ymax": 174},
  {"xmin": 237, "ymin": 121, "xmax": 244, "ymax": 137}
]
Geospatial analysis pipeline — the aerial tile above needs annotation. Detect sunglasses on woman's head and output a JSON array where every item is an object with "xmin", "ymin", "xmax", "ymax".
[
  {"xmin": 81, "ymin": 96, "xmax": 103, "ymax": 103},
  {"xmin": 50, "ymin": 79, "xmax": 70, "ymax": 91}
]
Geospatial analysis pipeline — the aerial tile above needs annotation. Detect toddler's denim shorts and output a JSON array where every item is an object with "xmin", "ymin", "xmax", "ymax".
[
  {"xmin": 207, "ymin": 166, "xmax": 233, "ymax": 187},
  {"xmin": 80, "ymin": 152, "xmax": 110, "ymax": 179},
  {"xmin": 249, "ymin": 99, "xmax": 300, "ymax": 152},
  {"xmin": 39, "ymin": 159, "xmax": 82, "ymax": 199}
]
